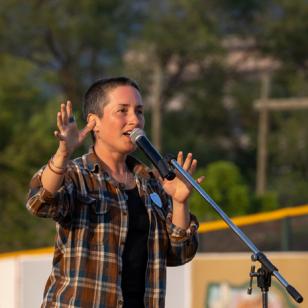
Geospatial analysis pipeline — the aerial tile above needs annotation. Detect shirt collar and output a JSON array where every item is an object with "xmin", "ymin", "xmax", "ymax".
[
  {"xmin": 83, "ymin": 146, "xmax": 152, "ymax": 180},
  {"xmin": 82, "ymin": 146, "xmax": 100, "ymax": 173}
]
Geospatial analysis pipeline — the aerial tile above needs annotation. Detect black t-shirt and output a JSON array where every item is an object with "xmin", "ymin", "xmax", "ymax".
[{"xmin": 121, "ymin": 186, "xmax": 150, "ymax": 308}]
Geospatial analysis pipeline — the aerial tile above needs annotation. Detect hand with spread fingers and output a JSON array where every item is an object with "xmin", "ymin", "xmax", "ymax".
[
  {"xmin": 161, "ymin": 151, "xmax": 205, "ymax": 205},
  {"xmin": 54, "ymin": 100, "xmax": 95, "ymax": 158}
]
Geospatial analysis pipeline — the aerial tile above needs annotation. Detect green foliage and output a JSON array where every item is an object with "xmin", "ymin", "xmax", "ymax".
[
  {"xmin": 0, "ymin": 0, "xmax": 308, "ymax": 252},
  {"xmin": 0, "ymin": 0, "xmax": 146, "ymax": 252},
  {"xmin": 251, "ymin": 191, "xmax": 279, "ymax": 213},
  {"xmin": 0, "ymin": 54, "xmax": 58, "ymax": 252},
  {"xmin": 258, "ymin": 0, "xmax": 308, "ymax": 69},
  {"xmin": 125, "ymin": 0, "xmax": 224, "ymax": 102},
  {"xmin": 0, "ymin": 0, "xmax": 145, "ymax": 103},
  {"xmin": 190, "ymin": 161, "xmax": 250, "ymax": 221},
  {"xmin": 271, "ymin": 172, "xmax": 308, "ymax": 207},
  {"xmin": 189, "ymin": 161, "xmax": 279, "ymax": 222}
]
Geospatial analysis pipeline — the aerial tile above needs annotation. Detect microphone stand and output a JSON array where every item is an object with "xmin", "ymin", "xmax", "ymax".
[{"xmin": 166, "ymin": 157, "xmax": 303, "ymax": 307}]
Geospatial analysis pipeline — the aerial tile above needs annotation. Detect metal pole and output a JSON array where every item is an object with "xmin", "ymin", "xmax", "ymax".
[
  {"xmin": 256, "ymin": 74, "xmax": 270, "ymax": 195},
  {"xmin": 168, "ymin": 158, "xmax": 303, "ymax": 304}
]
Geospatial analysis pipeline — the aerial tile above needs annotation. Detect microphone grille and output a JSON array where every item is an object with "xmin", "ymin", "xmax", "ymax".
[{"xmin": 130, "ymin": 128, "xmax": 146, "ymax": 144}]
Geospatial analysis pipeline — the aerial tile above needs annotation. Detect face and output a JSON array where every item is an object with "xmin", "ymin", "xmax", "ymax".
[{"xmin": 92, "ymin": 85, "xmax": 145, "ymax": 154}]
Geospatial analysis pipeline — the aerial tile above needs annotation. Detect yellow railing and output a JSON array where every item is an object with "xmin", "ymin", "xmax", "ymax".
[
  {"xmin": 199, "ymin": 204, "xmax": 308, "ymax": 233},
  {"xmin": 0, "ymin": 246, "xmax": 54, "ymax": 259},
  {"xmin": 1, "ymin": 204, "xmax": 308, "ymax": 259}
]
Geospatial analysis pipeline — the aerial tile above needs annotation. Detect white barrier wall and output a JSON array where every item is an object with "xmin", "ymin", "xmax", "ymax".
[
  {"xmin": 1, "ymin": 251, "xmax": 307, "ymax": 308},
  {"xmin": 166, "ymin": 263, "xmax": 191, "ymax": 308},
  {"xmin": 0, "ymin": 253, "xmax": 52, "ymax": 308},
  {"xmin": 0, "ymin": 251, "xmax": 187, "ymax": 308},
  {"xmin": 0, "ymin": 259, "xmax": 17, "ymax": 308}
]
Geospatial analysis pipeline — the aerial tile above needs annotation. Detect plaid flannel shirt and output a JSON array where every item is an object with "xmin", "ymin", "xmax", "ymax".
[{"xmin": 26, "ymin": 147, "xmax": 199, "ymax": 308}]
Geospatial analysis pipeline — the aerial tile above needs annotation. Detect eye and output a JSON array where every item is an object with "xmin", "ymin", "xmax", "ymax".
[{"xmin": 118, "ymin": 108, "xmax": 127, "ymax": 113}]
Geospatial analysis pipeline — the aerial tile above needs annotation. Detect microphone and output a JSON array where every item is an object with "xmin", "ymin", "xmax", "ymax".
[{"xmin": 130, "ymin": 128, "xmax": 176, "ymax": 180}]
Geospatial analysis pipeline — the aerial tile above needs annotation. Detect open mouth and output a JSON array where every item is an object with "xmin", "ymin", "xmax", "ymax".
[{"xmin": 123, "ymin": 130, "xmax": 132, "ymax": 137}]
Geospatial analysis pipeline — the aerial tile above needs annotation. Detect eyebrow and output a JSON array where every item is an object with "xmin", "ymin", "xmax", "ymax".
[{"xmin": 118, "ymin": 103, "xmax": 143, "ymax": 108}]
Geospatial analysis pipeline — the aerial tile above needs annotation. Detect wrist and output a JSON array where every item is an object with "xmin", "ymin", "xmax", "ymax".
[
  {"xmin": 53, "ymin": 150, "xmax": 70, "ymax": 169},
  {"xmin": 55, "ymin": 147, "xmax": 71, "ymax": 160},
  {"xmin": 48, "ymin": 159, "xmax": 66, "ymax": 175},
  {"xmin": 172, "ymin": 199, "xmax": 188, "ymax": 208},
  {"xmin": 171, "ymin": 202, "xmax": 190, "ymax": 230}
]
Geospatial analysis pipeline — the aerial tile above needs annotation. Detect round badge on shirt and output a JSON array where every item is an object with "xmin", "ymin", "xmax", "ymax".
[{"xmin": 150, "ymin": 192, "xmax": 162, "ymax": 208}]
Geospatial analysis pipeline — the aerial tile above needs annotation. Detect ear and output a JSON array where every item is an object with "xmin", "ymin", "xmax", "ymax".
[{"xmin": 87, "ymin": 113, "xmax": 99, "ymax": 132}]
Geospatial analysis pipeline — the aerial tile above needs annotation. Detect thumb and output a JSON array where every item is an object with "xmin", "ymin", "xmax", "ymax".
[
  {"xmin": 79, "ymin": 119, "xmax": 96, "ymax": 140},
  {"xmin": 196, "ymin": 176, "xmax": 205, "ymax": 184}
]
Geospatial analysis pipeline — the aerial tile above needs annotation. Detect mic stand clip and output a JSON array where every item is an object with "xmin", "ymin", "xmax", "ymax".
[{"xmin": 248, "ymin": 254, "xmax": 275, "ymax": 308}]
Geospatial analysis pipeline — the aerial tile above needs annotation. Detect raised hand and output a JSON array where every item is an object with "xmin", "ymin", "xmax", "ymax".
[
  {"xmin": 54, "ymin": 100, "xmax": 95, "ymax": 158},
  {"xmin": 161, "ymin": 152, "xmax": 204, "ymax": 204}
]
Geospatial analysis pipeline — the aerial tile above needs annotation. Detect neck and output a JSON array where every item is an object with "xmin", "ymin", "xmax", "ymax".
[
  {"xmin": 94, "ymin": 144, "xmax": 136, "ymax": 189},
  {"xmin": 93, "ymin": 144, "xmax": 128, "ymax": 175}
]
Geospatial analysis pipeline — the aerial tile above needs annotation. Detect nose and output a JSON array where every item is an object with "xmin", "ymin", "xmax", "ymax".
[{"xmin": 128, "ymin": 110, "xmax": 143, "ymax": 128}]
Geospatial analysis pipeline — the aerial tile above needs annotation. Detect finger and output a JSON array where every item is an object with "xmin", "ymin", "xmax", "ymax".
[
  {"xmin": 183, "ymin": 152, "xmax": 193, "ymax": 171},
  {"xmin": 189, "ymin": 159, "xmax": 198, "ymax": 175},
  {"xmin": 54, "ymin": 130, "xmax": 65, "ymax": 141},
  {"xmin": 67, "ymin": 101, "xmax": 76, "ymax": 125},
  {"xmin": 66, "ymin": 100, "xmax": 73, "ymax": 118},
  {"xmin": 61, "ymin": 103, "xmax": 68, "ymax": 125},
  {"xmin": 177, "ymin": 151, "xmax": 184, "ymax": 165},
  {"xmin": 196, "ymin": 175, "xmax": 205, "ymax": 184},
  {"xmin": 57, "ymin": 112, "xmax": 64, "ymax": 131}
]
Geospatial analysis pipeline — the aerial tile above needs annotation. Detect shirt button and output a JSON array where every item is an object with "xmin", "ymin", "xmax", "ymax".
[{"xmin": 179, "ymin": 230, "xmax": 186, "ymax": 237}]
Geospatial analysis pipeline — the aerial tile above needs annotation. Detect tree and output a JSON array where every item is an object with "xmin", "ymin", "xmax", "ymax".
[
  {"xmin": 190, "ymin": 161, "xmax": 250, "ymax": 221},
  {"xmin": 252, "ymin": 0, "xmax": 308, "ymax": 205},
  {"xmin": 257, "ymin": 0, "xmax": 308, "ymax": 70},
  {"xmin": 0, "ymin": 0, "xmax": 146, "ymax": 251},
  {"xmin": 0, "ymin": 54, "xmax": 57, "ymax": 251},
  {"xmin": 1, "ymin": 0, "xmax": 307, "ymax": 252},
  {"xmin": 0, "ymin": 0, "xmax": 145, "ymax": 103},
  {"xmin": 124, "ymin": 0, "xmax": 224, "ymax": 152}
]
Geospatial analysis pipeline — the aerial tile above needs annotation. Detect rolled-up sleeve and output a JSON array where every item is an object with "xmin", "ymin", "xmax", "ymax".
[
  {"xmin": 26, "ymin": 165, "xmax": 75, "ymax": 221},
  {"xmin": 165, "ymin": 208, "xmax": 199, "ymax": 266},
  {"xmin": 166, "ymin": 211, "xmax": 199, "ymax": 242},
  {"xmin": 156, "ymin": 188, "xmax": 199, "ymax": 266}
]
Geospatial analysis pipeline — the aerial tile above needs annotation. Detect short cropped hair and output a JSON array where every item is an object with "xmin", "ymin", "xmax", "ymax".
[{"xmin": 83, "ymin": 76, "xmax": 141, "ymax": 120}]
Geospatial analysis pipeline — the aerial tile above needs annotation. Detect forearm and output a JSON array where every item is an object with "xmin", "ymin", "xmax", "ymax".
[
  {"xmin": 171, "ymin": 200, "xmax": 190, "ymax": 229},
  {"xmin": 41, "ymin": 149, "xmax": 70, "ymax": 194},
  {"xmin": 166, "ymin": 203, "xmax": 199, "ymax": 266}
]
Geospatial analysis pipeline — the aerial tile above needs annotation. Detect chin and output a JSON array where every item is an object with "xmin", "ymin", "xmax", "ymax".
[{"xmin": 121, "ymin": 144, "xmax": 137, "ymax": 155}]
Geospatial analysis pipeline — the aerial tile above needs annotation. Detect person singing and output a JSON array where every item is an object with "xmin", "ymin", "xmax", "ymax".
[{"xmin": 26, "ymin": 76, "xmax": 204, "ymax": 308}]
